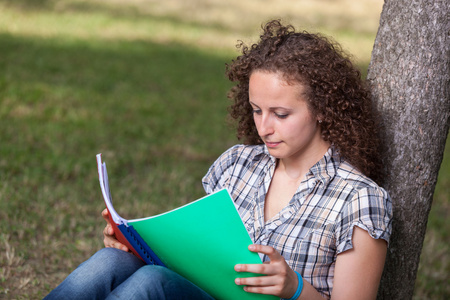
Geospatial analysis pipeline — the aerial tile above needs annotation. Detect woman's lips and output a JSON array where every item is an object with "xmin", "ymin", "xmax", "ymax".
[{"xmin": 265, "ymin": 141, "xmax": 281, "ymax": 148}]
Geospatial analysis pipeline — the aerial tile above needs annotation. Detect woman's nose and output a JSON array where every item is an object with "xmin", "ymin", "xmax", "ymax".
[{"xmin": 257, "ymin": 114, "xmax": 274, "ymax": 137}]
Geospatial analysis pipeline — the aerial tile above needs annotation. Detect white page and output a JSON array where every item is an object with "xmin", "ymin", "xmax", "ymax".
[{"xmin": 96, "ymin": 154, "xmax": 127, "ymax": 225}]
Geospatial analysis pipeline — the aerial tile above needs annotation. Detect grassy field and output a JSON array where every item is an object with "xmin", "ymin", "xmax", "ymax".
[{"xmin": 0, "ymin": 0, "xmax": 448, "ymax": 299}]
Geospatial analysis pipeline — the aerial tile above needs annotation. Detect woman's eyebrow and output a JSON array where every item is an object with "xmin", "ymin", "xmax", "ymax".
[
  {"xmin": 249, "ymin": 101, "xmax": 261, "ymax": 108},
  {"xmin": 250, "ymin": 101, "xmax": 293, "ymax": 111}
]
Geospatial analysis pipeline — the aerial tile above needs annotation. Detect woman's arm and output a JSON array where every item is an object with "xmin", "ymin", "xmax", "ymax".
[
  {"xmin": 234, "ymin": 226, "xmax": 387, "ymax": 299},
  {"xmin": 234, "ymin": 244, "xmax": 324, "ymax": 299},
  {"xmin": 331, "ymin": 226, "xmax": 387, "ymax": 300}
]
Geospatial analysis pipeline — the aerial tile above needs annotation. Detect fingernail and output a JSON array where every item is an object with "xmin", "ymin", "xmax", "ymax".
[
  {"xmin": 235, "ymin": 264, "xmax": 241, "ymax": 271},
  {"xmin": 235, "ymin": 278, "xmax": 241, "ymax": 285}
]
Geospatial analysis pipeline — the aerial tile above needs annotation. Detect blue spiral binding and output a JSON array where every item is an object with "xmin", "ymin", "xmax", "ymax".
[{"xmin": 117, "ymin": 224, "xmax": 166, "ymax": 267}]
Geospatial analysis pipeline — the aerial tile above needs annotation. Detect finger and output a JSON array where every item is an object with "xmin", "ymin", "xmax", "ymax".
[
  {"xmin": 103, "ymin": 224, "xmax": 113, "ymax": 236},
  {"xmin": 248, "ymin": 244, "xmax": 283, "ymax": 262},
  {"xmin": 235, "ymin": 275, "xmax": 287, "ymax": 297},
  {"xmin": 241, "ymin": 285, "xmax": 283, "ymax": 296},
  {"xmin": 113, "ymin": 241, "xmax": 129, "ymax": 252},
  {"xmin": 102, "ymin": 209, "xmax": 110, "ymax": 221},
  {"xmin": 108, "ymin": 224, "xmax": 114, "ymax": 235},
  {"xmin": 235, "ymin": 274, "xmax": 280, "ymax": 287},
  {"xmin": 103, "ymin": 229, "xmax": 115, "ymax": 245},
  {"xmin": 235, "ymin": 262, "xmax": 278, "ymax": 275},
  {"xmin": 236, "ymin": 271, "xmax": 297, "ymax": 299},
  {"xmin": 104, "ymin": 234, "xmax": 128, "ymax": 252}
]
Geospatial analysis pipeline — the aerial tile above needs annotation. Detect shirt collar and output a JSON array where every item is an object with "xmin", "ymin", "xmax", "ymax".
[
  {"xmin": 252, "ymin": 144, "xmax": 277, "ymax": 164},
  {"xmin": 308, "ymin": 145, "xmax": 340, "ymax": 186}
]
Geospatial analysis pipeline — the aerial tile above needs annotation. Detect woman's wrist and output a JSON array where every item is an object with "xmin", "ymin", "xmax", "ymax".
[{"xmin": 282, "ymin": 271, "xmax": 303, "ymax": 300}]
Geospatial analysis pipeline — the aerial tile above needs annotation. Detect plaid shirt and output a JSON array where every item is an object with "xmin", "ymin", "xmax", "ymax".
[{"xmin": 202, "ymin": 144, "xmax": 392, "ymax": 298}]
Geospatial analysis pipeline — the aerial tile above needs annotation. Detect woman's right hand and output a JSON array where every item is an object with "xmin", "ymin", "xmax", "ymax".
[{"xmin": 102, "ymin": 208, "xmax": 129, "ymax": 252}]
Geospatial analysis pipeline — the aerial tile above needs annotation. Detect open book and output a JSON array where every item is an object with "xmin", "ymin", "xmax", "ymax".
[{"xmin": 96, "ymin": 154, "xmax": 277, "ymax": 300}]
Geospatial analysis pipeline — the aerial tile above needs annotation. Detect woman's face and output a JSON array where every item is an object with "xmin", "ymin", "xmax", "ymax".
[{"xmin": 249, "ymin": 71, "xmax": 329, "ymax": 164}]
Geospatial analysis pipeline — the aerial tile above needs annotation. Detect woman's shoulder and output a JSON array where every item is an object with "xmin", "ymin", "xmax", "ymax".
[
  {"xmin": 332, "ymin": 159, "xmax": 393, "ymax": 251},
  {"xmin": 202, "ymin": 144, "xmax": 267, "ymax": 193},
  {"xmin": 334, "ymin": 158, "xmax": 389, "ymax": 198}
]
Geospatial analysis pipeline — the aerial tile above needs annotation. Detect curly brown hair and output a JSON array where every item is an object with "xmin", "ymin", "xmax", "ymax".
[{"xmin": 226, "ymin": 19, "xmax": 382, "ymax": 183}]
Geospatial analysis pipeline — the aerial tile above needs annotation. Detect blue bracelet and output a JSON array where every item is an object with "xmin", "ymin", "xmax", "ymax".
[{"xmin": 282, "ymin": 271, "xmax": 303, "ymax": 300}]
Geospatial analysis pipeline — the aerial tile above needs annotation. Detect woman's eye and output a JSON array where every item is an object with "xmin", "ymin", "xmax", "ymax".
[
  {"xmin": 252, "ymin": 110, "xmax": 262, "ymax": 115},
  {"xmin": 275, "ymin": 113, "xmax": 288, "ymax": 119}
]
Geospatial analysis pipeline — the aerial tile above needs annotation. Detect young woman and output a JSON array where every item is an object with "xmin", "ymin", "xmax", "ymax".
[{"xmin": 45, "ymin": 20, "xmax": 392, "ymax": 300}]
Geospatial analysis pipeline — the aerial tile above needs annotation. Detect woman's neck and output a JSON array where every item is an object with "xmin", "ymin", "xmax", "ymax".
[{"xmin": 277, "ymin": 143, "xmax": 330, "ymax": 181}]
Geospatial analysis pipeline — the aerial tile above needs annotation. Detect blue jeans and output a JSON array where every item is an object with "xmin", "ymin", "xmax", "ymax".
[{"xmin": 44, "ymin": 248, "xmax": 215, "ymax": 300}]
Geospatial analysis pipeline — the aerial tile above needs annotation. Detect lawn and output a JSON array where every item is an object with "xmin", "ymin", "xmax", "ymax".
[{"xmin": 0, "ymin": 0, "xmax": 448, "ymax": 299}]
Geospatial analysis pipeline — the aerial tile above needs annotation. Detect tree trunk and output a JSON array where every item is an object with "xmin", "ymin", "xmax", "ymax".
[{"xmin": 367, "ymin": 0, "xmax": 449, "ymax": 299}]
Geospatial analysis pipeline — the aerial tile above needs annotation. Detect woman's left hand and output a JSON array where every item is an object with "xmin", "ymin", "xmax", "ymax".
[{"xmin": 234, "ymin": 244, "xmax": 299, "ymax": 299}]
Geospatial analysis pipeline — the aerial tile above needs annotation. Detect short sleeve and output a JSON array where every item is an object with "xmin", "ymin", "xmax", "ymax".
[{"xmin": 335, "ymin": 186, "xmax": 393, "ymax": 254}]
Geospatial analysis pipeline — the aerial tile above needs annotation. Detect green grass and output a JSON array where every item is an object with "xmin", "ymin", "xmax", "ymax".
[{"xmin": 0, "ymin": 1, "xmax": 448, "ymax": 299}]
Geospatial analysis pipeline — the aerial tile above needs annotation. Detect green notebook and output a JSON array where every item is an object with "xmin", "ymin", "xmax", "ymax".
[{"xmin": 97, "ymin": 153, "xmax": 277, "ymax": 300}]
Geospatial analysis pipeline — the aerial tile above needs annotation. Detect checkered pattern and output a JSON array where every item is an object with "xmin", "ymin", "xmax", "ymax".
[{"xmin": 202, "ymin": 144, "xmax": 392, "ymax": 298}]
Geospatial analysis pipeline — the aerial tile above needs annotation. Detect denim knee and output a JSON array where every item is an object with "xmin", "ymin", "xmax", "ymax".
[
  {"xmin": 44, "ymin": 248, "xmax": 144, "ymax": 300},
  {"xmin": 76, "ymin": 248, "xmax": 143, "ymax": 278},
  {"xmin": 111, "ymin": 265, "xmax": 214, "ymax": 300},
  {"xmin": 133, "ymin": 265, "xmax": 175, "ymax": 286}
]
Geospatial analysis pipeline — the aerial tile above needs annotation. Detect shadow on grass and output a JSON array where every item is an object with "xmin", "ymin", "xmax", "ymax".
[
  {"xmin": 0, "ymin": 0, "xmax": 235, "ymax": 34},
  {"xmin": 0, "ymin": 0, "xmax": 380, "ymax": 38},
  {"xmin": 0, "ymin": 0, "xmax": 55, "ymax": 10},
  {"xmin": 0, "ymin": 31, "xmax": 234, "ymax": 168}
]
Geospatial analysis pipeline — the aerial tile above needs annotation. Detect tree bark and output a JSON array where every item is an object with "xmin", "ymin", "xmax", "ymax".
[{"xmin": 367, "ymin": 0, "xmax": 449, "ymax": 299}]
